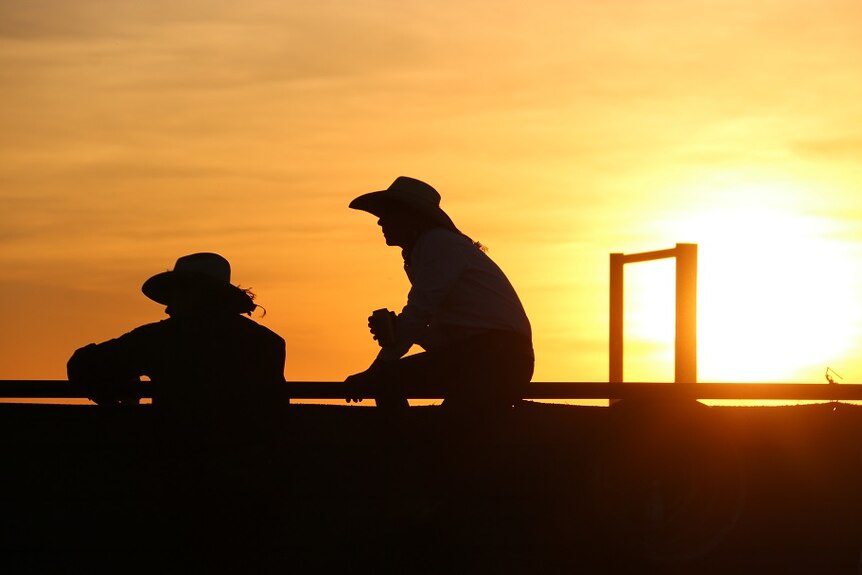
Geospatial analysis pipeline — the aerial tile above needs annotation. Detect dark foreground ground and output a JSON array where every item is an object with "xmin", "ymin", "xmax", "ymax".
[{"xmin": 2, "ymin": 400, "xmax": 861, "ymax": 574}]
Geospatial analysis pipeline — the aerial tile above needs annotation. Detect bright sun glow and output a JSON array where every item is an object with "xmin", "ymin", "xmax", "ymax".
[
  {"xmin": 695, "ymin": 209, "xmax": 857, "ymax": 381},
  {"xmin": 623, "ymin": 174, "xmax": 861, "ymax": 383}
]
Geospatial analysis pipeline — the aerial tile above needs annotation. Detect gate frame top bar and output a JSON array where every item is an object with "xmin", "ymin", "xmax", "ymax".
[{"xmin": 618, "ymin": 247, "xmax": 679, "ymax": 264}]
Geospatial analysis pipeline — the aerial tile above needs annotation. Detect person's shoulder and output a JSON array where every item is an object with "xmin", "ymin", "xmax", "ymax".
[
  {"xmin": 126, "ymin": 319, "xmax": 173, "ymax": 337},
  {"xmin": 68, "ymin": 320, "xmax": 169, "ymax": 361},
  {"xmin": 236, "ymin": 314, "xmax": 285, "ymax": 342}
]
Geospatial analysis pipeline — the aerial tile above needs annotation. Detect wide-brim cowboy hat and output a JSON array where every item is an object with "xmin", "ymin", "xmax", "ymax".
[
  {"xmin": 349, "ymin": 176, "xmax": 459, "ymax": 232},
  {"xmin": 142, "ymin": 252, "xmax": 256, "ymax": 315}
]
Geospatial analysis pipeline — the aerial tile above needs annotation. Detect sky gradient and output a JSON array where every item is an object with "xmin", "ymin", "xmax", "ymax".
[{"xmin": 2, "ymin": 1, "xmax": 862, "ymax": 391}]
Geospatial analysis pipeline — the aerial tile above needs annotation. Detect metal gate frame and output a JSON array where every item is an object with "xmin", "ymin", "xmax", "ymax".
[{"xmin": 609, "ymin": 243, "xmax": 698, "ymax": 386}]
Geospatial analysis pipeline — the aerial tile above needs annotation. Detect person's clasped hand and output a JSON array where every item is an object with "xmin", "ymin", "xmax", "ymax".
[{"xmin": 368, "ymin": 309, "xmax": 397, "ymax": 347}]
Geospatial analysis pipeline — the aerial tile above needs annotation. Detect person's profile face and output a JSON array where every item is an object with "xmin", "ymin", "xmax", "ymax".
[{"xmin": 377, "ymin": 205, "xmax": 419, "ymax": 248}]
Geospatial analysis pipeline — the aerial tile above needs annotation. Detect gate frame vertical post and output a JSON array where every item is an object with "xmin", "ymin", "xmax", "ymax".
[
  {"xmin": 674, "ymin": 243, "xmax": 698, "ymax": 386},
  {"xmin": 609, "ymin": 252, "xmax": 625, "ymax": 385}
]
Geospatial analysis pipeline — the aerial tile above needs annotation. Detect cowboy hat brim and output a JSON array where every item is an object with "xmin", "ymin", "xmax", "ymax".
[
  {"xmin": 142, "ymin": 270, "xmax": 256, "ymax": 314},
  {"xmin": 349, "ymin": 191, "xmax": 459, "ymax": 231},
  {"xmin": 348, "ymin": 191, "xmax": 390, "ymax": 218}
]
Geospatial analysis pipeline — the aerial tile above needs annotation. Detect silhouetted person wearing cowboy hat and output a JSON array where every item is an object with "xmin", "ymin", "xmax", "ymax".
[
  {"xmin": 66, "ymin": 252, "xmax": 288, "ymax": 560},
  {"xmin": 67, "ymin": 252, "xmax": 287, "ymax": 416},
  {"xmin": 346, "ymin": 176, "xmax": 534, "ymax": 412}
]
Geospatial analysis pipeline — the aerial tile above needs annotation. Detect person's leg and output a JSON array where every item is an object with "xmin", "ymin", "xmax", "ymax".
[
  {"xmin": 370, "ymin": 360, "xmax": 409, "ymax": 409},
  {"xmin": 439, "ymin": 332, "xmax": 534, "ymax": 412},
  {"xmin": 369, "ymin": 352, "xmax": 444, "ymax": 409},
  {"xmin": 370, "ymin": 332, "xmax": 533, "ymax": 411}
]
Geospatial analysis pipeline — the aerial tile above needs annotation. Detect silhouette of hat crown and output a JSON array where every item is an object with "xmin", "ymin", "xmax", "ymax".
[
  {"xmin": 385, "ymin": 176, "xmax": 441, "ymax": 208},
  {"xmin": 142, "ymin": 252, "xmax": 255, "ymax": 314},
  {"xmin": 349, "ymin": 176, "xmax": 458, "ymax": 231},
  {"xmin": 172, "ymin": 252, "xmax": 232, "ymax": 283}
]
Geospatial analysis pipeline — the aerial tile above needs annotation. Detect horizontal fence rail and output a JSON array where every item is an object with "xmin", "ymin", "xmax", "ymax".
[{"xmin": 2, "ymin": 380, "xmax": 862, "ymax": 401}]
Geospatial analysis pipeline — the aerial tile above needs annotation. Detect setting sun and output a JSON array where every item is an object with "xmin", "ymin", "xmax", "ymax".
[{"xmin": 622, "ymin": 172, "xmax": 861, "ymax": 384}]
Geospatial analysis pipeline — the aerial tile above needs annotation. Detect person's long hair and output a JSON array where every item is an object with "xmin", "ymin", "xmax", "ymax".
[{"xmin": 401, "ymin": 211, "xmax": 487, "ymax": 272}]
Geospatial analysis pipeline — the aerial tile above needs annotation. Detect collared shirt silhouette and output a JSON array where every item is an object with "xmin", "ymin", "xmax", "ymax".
[
  {"xmin": 346, "ymin": 176, "xmax": 534, "ymax": 410},
  {"xmin": 67, "ymin": 252, "xmax": 287, "ymax": 416}
]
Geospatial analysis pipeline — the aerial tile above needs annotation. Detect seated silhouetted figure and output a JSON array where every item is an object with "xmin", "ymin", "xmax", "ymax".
[
  {"xmin": 345, "ymin": 177, "xmax": 534, "ymax": 413},
  {"xmin": 67, "ymin": 252, "xmax": 287, "ymax": 426},
  {"xmin": 67, "ymin": 253, "xmax": 288, "ymax": 558}
]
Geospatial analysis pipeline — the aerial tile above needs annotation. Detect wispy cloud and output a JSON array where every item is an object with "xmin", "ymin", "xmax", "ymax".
[{"xmin": 792, "ymin": 136, "xmax": 862, "ymax": 161}]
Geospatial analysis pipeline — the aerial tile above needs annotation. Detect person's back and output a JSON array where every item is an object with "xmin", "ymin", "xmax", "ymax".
[
  {"xmin": 68, "ymin": 311, "xmax": 286, "ymax": 417},
  {"xmin": 152, "ymin": 312, "xmax": 285, "ymax": 414}
]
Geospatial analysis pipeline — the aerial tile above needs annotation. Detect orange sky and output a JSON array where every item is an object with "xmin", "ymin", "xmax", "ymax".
[{"xmin": 2, "ymin": 0, "xmax": 861, "ymax": 389}]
